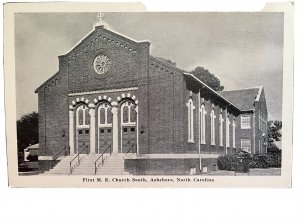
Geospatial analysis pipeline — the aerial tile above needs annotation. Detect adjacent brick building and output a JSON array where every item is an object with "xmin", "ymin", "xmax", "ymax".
[{"xmin": 35, "ymin": 17, "xmax": 268, "ymax": 175}]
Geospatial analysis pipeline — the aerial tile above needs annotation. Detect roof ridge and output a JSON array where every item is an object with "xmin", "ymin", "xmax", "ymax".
[{"xmin": 220, "ymin": 86, "xmax": 263, "ymax": 92}]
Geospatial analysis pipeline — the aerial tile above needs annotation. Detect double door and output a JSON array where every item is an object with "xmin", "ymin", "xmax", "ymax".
[
  {"xmin": 77, "ymin": 128, "xmax": 90, "ymax": 154},
  {"xmin": 98, "ymin": 127, "xmax": 112, "ymax": 154},
  {"xmin": 121, "ymin": 126, "xmax": 136, "ymax": 153}
]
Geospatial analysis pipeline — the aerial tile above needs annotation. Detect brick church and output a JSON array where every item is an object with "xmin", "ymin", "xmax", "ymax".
[{"xmin": 36, "ymin": 14, "xmax": 268, "ymax": 175}]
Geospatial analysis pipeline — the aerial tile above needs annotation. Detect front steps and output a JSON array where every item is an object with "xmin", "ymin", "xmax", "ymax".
[
  {"xmin": 44, "ymin": 155, "xmax": 79, "ymax": 175},
  {"xmin": 43, "ymin": 154, "xmax": 130, "ymax": 175}
]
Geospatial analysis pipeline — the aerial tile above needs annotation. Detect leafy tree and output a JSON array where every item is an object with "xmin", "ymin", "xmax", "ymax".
[
  {"xmin": 17, "ymin": 112, "xmax": 39, "ymax": 161},
  {"xmin": 191, "ymin": 66, "xmax": 224, "ymax": 91},
  {"xmin": 267, "ymin": 120, "xmax": 282, "ymax": 152}
]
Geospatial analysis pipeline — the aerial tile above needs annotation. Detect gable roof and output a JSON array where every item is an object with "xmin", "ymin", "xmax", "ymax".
[
  {"xmin": 64, "ymin": 24, "xmax": 150, "ymax": 56},
  {"xmin": 218, "ymin": 86, "xmax": 263, "ymax": 111}
]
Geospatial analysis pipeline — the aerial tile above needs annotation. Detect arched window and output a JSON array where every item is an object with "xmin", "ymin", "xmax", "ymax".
[
  {"xmin": 219, "ymin": 112, "xmax": 224, "ymax": 146},
  {"xmin": 187, "ymin": 98, "xmax": 195, "ymax": 143},
  {"xmin": 107, "ymin": 106, "xmax": 112, "ymax": 124},
  {"xmin": 98, "ymin": 102, "xmax": 112, "ymax": 126},
  {"xmin": 85, "ymin": 110, "xmax": 90, "ymax": 125},
  {"xmin": 121, "ymin": 100, "xmax": 136, "ymax": 125},
  {"xmin": 210, "ymin": 109, "xmax": 216, "ymax": 145},
  {"xmin": 200, "ymin": 104, "xmax": 206, "ymax": 144},
  {"xmin": 76, "ymin": 104, "xmax": 90, "ymax": 127},
  {"xmin": 123, "ymin": 106, "xmax": 129, "ymax": 123},
  {"xmin": 130, "ymin": 105, "xmax": 137, "ymax": 122},
  {"xmin": 232, "ymin": 119, "xmax": 236, "ymax": 148},
  {"xmin": 226, "ymin": 115, "xmax": 230, "ymax": 147},
  {"xmin": 78, "ymin": 109, "xmax": 83, "ymax": 125}
]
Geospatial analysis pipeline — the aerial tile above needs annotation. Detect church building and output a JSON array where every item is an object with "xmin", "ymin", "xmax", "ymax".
[{"xmin": 36, "ymin": 14, "xmax": 268, "ymax": 175}]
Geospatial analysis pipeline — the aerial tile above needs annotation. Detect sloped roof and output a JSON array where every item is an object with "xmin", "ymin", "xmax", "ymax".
[{"xmin": 218, "ymin": 87, "xmax": 262, "ymax": 111}]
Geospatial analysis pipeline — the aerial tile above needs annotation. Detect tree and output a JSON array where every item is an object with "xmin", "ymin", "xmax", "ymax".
[
  {"xmin": 267, "ymin": 120, "xmax": 282, "ymax": 152},
  {"xmin": 17, "ymin": 112, "xmax": 39, "ymax": 160},
  {"xmin": 190, "ymin": 66, "xmax": 224, "ymax": 91}
]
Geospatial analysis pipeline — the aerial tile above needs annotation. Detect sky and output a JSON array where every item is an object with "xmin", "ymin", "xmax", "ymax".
[{"xmin": 15, "ymin": 12, "xmax": 283, "ymax": 120}]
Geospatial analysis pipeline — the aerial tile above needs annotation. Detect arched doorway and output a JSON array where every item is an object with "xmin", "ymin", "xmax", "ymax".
[
  {"xmin": 120, "ymin": 100, "xmax": 137, "ymax": 153},
  {"xmin": 97, "ymin": 102, "xmax": 113, "ymax": 154},
  {"xmin": 75, "ymin": 104, "xmax": 90, "ymax": 154}
]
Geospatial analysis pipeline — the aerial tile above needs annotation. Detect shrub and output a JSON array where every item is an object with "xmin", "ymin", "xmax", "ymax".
[
  {"xmin": 249, "ymin": 154, "xmax": 269, "ymax": 168},
  {"xmin": 217, "ymin": 154, "xmax": 237, "ymax": 171},
  {"xmin": 218, "ymin": 151, "xmax": 281, "ymax": 170},
  {"xmin": 249, "ymin": 153, "xmax": 281, "ymax": 168}
]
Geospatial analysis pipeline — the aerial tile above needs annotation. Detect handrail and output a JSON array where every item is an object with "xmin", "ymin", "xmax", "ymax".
[
  {"xmin": 123, "ymin": 144, "xmax": 136, "ymax": 160},
  {"xmin": 94, "ymin": 145, "xmax": 111, "ymax": 175},
  {"xmin": 53, "ymin": 146, "xmax": 69, "ymax": 162},
  {"xmin": 69, "ymin": 144, "xmax": 88, "ymax": 174}
]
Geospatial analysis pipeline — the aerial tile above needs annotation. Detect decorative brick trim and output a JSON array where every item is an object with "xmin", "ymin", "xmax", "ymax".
[{"xmin": 68, "ymin": 87, "xmax": 138, "ymax": 96}]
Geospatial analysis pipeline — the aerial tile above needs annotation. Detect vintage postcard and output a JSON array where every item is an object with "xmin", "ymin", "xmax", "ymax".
[{"xmin": 4, "ymin": 2, "xmax": 293, "ymax": 187}]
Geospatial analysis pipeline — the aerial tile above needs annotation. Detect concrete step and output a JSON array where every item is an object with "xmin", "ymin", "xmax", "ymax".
[{"xmin": 45, "ymin": 154, "xmax": 130, "ymax": 175}]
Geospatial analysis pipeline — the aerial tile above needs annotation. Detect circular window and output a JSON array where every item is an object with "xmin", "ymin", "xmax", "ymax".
[{"xmin": 93, "ymin": 54, "xmax": 111, "ymax": 75}]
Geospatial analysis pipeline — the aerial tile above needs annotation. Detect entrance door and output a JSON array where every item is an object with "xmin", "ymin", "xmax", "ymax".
[
  {"xmin": 98, "ymin": 127, "xmax": 112, "ymax": 154},
  {"xmin": 122, "ymin": 126, "xmax": 136, "ymax": 153},
  {"xmin": 77, "ymin": 128, "xmax": 90, "ymax": 154}
]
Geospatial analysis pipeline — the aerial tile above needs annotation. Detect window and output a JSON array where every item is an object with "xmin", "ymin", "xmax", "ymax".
[
  {"xmin": 187, "ymin": 98, "xmax": 195, "ymax": 143},
  {"xmin": 232, "ymin": 120, "xmax": 236, "ymax": 148},
  {"xmin": 76, "ymin": 105, "xmax": 90, "ymax": 128},
  {"xmin": 98, "ymin": 102, "xmax": 112, "ymax": 126},
  {"xmin": 241, "ymin": 139, "xmax": 251, "ymax": 153},
  {"xmin": 121, "ymin": 101, "xmax": 137, "ymax": 125},
  {"xmin": 210, "ymin": 109, "xmax": 216, "ymax": 145},
  {"xmin": 219, "ymin": 113, "xmax": 224, "ymax": 146},
  {"xmin": 200, "ymin": 104, "xmax": 206, "ymax": 144},
  {"xmin": 241, "ymin": 115, "xmax": 251, "ymax": 129},
  {"xmin": 226, "ymin": 115, "xmax": 230, "ymax": 147}
]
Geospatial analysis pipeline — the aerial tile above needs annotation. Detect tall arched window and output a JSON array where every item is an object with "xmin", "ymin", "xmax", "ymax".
[
  {"xmin": 226, "ymin": 115, "xmax": 230, "ymax": 147},
  {"xmin": 121, "ymin": 100, "xmax": 136, "ymax": 125},
  {"xmin": 219, "ymin": 112, "xmax": 224, "ymax": 146},
  {"xmin": 98, "ymin": 102, "xmax": 112, "ymax": 126},
  {"xmin": 76, "ymin": 104, "xmax": 90, "ymax": 127},
  {"xmin": 232, "ymin": 119, "xmax": 236, "ymax": 148},
  {"xmin": 187, "ymin": 98, "xmax": 195, "ymax": 143},
  {"xmin": 200, "ymin": 104, "xmax": 206, "ymax": 144},
  {"xmin": 107, "ymin": 106, "xmax": 112, "ymax": 124},
  {"xmin": 78, "ymin": 109, "xmax": 84, "ymax": 125},
  {"xmin": 210, "ymin": 109, "xmax": 216, "ymax": 145}
]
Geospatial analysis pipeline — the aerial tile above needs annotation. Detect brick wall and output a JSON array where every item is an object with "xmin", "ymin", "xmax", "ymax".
[{"xmin": 182, "ymin": 80, "xmax": 241, "ymax": 156}]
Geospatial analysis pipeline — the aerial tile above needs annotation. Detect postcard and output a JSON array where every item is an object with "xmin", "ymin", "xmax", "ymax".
[{"xmin": 4, "ymin": 2, "xmax": 294, "ymax": 187}]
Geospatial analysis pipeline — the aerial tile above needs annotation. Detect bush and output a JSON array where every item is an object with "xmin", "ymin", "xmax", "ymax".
[
  {"xmin": 27, "ymin": 154, "xmax": 38, "ymax": 162},
  {"xmin": 249, "ymin": 154, "xmax": 269, "ymax": 168},
  {"xmin": 217, "ymin": 154, "xmax": 237, "ymax": 171},
  {"xmin": 218, "ymin": 151, "xmax": 281, "ymax": 170}
]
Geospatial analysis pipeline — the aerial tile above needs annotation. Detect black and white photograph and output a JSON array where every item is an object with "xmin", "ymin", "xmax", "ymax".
[{"xmin": 3, "ymin": 2, "xmax": 293, "ymax": 187}]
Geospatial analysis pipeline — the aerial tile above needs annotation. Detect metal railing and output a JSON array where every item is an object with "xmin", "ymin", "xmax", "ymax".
[
  {"xmin": 123, "ymin": 144, "xmax": 136, "ymax": 160},
  {"xmin": 94, "ymin": 145, "xmax": 112, "ymax": 175},
  {"xmin": 69, "ymin": 144, "xmax": 88, "ymax": 174},
  {"xmin": 53, "ymin": 146, "xmax": 69, "ymax": 163}
]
